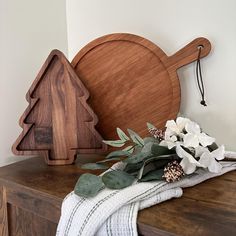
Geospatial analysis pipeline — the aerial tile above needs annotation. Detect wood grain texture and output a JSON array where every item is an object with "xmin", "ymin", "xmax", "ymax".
[
  {"xmin": 72, "ymin": 33, "xmax": 211, "ymax": 140},
  {"xmin": 12, "ymin": 50, "xmax": 107, "ymax": 165},
  {"xmin": 7, "ymin": 187, "xmax": 61, "ymax": 223},
  {"xmin": 0, "ymin": 157, "xmax": 235, "ymax": 236},
  {"xmin": 138, "ymin": 189, "xmax": 236, "ymax": 236},
  {"xmin": 0, "ymin": 185, "xmax": 8, "ymax": 236},
  {"xmin": 7, "ymin": 204, "xmax": 57, "ymax": 236}
]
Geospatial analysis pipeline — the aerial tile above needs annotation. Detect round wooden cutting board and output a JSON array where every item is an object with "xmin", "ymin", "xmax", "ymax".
[{"xmin": 72, "ymin": 33, "xmax": 211, "ymax": 139}]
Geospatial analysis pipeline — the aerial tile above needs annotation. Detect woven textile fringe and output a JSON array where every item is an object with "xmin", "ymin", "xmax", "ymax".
[{"xmin": 56, "ymin": 152, "xmax": 236, "ymax": 236}]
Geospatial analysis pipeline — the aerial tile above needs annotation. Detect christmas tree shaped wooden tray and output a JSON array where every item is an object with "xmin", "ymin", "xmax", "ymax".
[
  {"xmin": 72, "ymin": 33, "xmax": 211, "ymax": 140},
  {"xmin": 12, "ymin": 50, "xmax": 107, "ymax": 165}
]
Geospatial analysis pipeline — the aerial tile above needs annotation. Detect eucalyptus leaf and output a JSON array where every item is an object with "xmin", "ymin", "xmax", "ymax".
[
  {"xmin": 133, "ymin": 145, "xmax": 142, "ymax": 154},
  {"xmin": 139, "ymin": 169, "xmax": 164, "ymax": 182},
  {"xmin": 141, "ymin": 162, "xmax": 158, "ymax": 176},
  {"xmin": 127, "ymin": 129, "xmax": 144, "ymax": 147},
  {"xmin": 144, "ymin": 154, "xmax": 179, "ymax": 163},
  {"xmin": 123, "ymin": 162, "xmax": 144, "ymax": 174},
  {"xmin": 151, "ymin": 143, "xmax": 174, "ymax": 156},
  {"xmin": 106, "ymin": 150, "xmax": 130, "ymax": 159},
  {"xmin": 124, "ymin": 152, "xmax": 152, "ymax": 164},
  {"xmin": 141, "ymin": 142, "xmax": 154, "ymax": 153},
  {"xmin": 102, "ymin": 170, "xmax": 135, "ymax": 189},
  {"xmin": 150, "ymin": 159, "xmax": 171, "ymax": 170},
  {"xmin": 137, "ymin": 158, "xmax": 170, "ymax": 180},
  {"xmin": 74, "ymin": 173, "xmax": 104, "ymax": 198},
  {"xmin": 147, "ymin": 122, "xmax": 156, "ymax": 129},
  {"xmin": 117, "ymin": 128, "xmax": 130, "ymax": 141},
  {"xmin": 136, "ymin": 154, "xmax": 179, "ymax": 180},
  {"xmin": 144, "ymin": 137, "xmax": 159, "ymax": 144},
  {"xmin": 103, "ymin": 140, "xmax": 126, "ymax": 147},
  {"xmin": 81, "ymin": 163, "xmax": 109, "ymax": 170},
  {"xmin": 97, "ymin": 157, "xmax": 121, "ymax": 163},
  {"xmin": 137, "ymin": 162, "xmax": 146, "ymax": 180},
  {"xmin": 122, "ymin": 145, "xmax": 135, "ymax": 154}
]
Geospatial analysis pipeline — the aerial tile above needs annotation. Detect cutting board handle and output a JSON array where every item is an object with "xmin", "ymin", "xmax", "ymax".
[{"xmin": 165, "ymin": 37, "xmax": 211, "ymax": 70}]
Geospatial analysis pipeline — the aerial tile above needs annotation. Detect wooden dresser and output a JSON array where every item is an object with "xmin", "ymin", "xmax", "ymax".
[{"xmin": 0, "ymin": 157, "xmax": 235, "ymax": 236}]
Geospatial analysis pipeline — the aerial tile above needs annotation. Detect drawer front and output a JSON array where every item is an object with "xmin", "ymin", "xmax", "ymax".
[{"xmin": 0, "ymin": 184, "xmax": 61, "ymax": 236}]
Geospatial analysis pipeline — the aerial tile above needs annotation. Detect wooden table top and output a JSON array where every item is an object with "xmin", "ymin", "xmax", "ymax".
[{"xmin": 0, "ymin": 156, "xmax": 235, "ymax": 236}]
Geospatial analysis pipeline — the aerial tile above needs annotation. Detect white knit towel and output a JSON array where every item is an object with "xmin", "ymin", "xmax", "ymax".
[{"xmin": 56, "ymin": 152, "xmax": 236, "ymax": 236}]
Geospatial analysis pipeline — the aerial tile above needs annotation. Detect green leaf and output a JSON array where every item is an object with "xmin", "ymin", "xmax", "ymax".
[
  {"xmin": 144, "ymin": 137, "xmax": 159, "ymax": 144},
  {"xmin": 151, "ymin": 143, "xmax": 174, "ymax": 156},
  {"xmin": 137, "ymin": 163, "xmax": 146, "ymax": 180},
  {"xmin": 137, "ymin": 158, "xmax": 170, "ymax": 180},
  {"xmin": 127, "ymin": 129, "xmax": 144, "ymax": 147},
  {"xmin": 106, "ymin": 150, "xmax": 130, "ymax": 159},
  {"xmin": 97, "ymin": 157, "xmax": 121, "ymax": 163},
  {"xmin": 122, "ymin": 145, "xmax": 135, "ymax": 154},
  {"xmin": 123, "ymin": 162, "xmax": 144, "ymax": 174},
  {"xmin": 74, "ymin": 173, "xmax": 104, "ymax": 198},
  {"xmin": 103, "ymin": 140, "xmax": 126, "ymax": 147},
  {"xmin": 124, "ymin": 152, "xmax": 151, "ymax": 164},
  {"xmin": 143, "ymin": 154, "xmax": 179, "ymax": 163},
  {"xmin": 139, "ymin": 169, "xmax": 164, "ymax": 182},
  {"xmin": 147, "ymin": 122, "xmax": 156, "ymax": 129},
  {"xmin": 141, "ymin": 142, "xmax": 154, "ymax": 153},
  {"xmin": 102, "ymin": 170, "xmax": 135, "ymax": 189},
  {"xmin": 133, "ymin": 145, "xmax": 142, "ymax": 154},
  {"xmin": 117, "ymin": 128, "xmax": 130, "ymax": 141},
  {"xmin": 149, "ymin": 159, "xmax": 171, "ymax": 170},
  {"xmin": 81, "ymin": 163, "xmax": 109, "ymax": 170}
]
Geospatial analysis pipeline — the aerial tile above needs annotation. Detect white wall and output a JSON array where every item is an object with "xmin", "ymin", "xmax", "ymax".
[
  {"xmin": 66, "ymin": 0, "xmax": 236, "ymax": 151},
  {"xmin": 0, "ymin": 0, "xmax": 68, "ymax": 166},
  {"xmin": 1, "ymin": 0, "xmax": 235, "ymax": 167}
]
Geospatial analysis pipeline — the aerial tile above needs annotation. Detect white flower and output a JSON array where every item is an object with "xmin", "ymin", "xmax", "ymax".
[
  {"xmin": 160, "ymin": 117, "xmax": 189, "ymax": 149},
  {"xmin": 160, "ymin": 133, "xmax": 178, "ymax": 149},
  {"xmin": 195, "ymin": 146, "xmax": 208, "ymax": 157},
  {"xmin": 160, "ymin": 130, "xmax": 185, "ymax": 149},
  {"xmin": 176, "ymin": 145, "xmax": 204, "ymax": 174},
  {"xmin": 183, "ymin": 121, "xmax": 215, "ymax": 148},
  {"xmin": 165, "ymin": 117, "xmax": 190, "ymax": 136},
  {"xmin": 199, "ymin": 145, "xmax": 225, "ymax": 173}
]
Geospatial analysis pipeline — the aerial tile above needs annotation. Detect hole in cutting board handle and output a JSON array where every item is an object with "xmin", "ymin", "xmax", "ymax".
[{"xmin": 198, "ymin": 44, "xmax": 204, "ymax": 49}]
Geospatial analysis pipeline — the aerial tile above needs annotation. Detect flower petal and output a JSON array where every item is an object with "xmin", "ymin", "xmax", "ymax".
[
  {"xmin": 199, "ymin": 152, "xmax": 211, "ymax": 168},
  {"xmin": 159, "ymin": 140, "xmax": 176, "ymax": 149},
  {"xmin": 166, "ymin": 120, "xmax": 175, "ymax": 128},
  {"xmin": 208, "ymin": 159, "xmax": 222, "ymax": 173},
  {"xmin": 199, "ymin": 148, "xmax": 223, "ymax": 173},
  {"xmin": 178, "ymin": 133, "xmax": 185, "ymax": 139},
  {"xmin": 195, "ymin": 146, "xmax": 208, "ymax": 157},
  {"xmin": 176, "ymin": 117, "xmax": 190, "ymax": 132},
  {"xmin": 164, "ymin": 130, "xmax": 172, "ymax": 140},
  {"xmin": 159, "ymin": 140, "xmax": 168, "ymax": 147},
  {"xmin": 176, "ymin": 146, "xmax": 202, "ymax": 166},
  {"xmin": 211, "ymin": 145, "xmax": 225, "ymax": 160},
  {"xmin": 198, "ymin": 133, "xmax": 215, "ymax": 147},
  {"xmin": 165, "ymin": 128, "xmax": 176, "ymax": 137},
  {"xmin": 180, "ymin": 157, "xmax": 197, "ymax": 174},
  {"xmin": 161, "ymin": 134, "xmax": 179, "ymax": 149},
  {"xmin": 183, "ymin": 133, "xmax": 199, "ymax": 148},
  {"xmin": 175, "ymin": 145, "xmax": 186, "ymax": 159},
  {"xmin": 170, "ymin": 135, "xmax": 177, "ymax": 142},
  {"xmin": 185, "ymin": 121, "xmax": 201, "ymax": 134},
  {"xmin": 165, "ymin": 120, "xmax": 178, "ymax": 135},
  {"xmin": 166, "ymin": 118, "xmax": 189, "ymax": 135}
]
